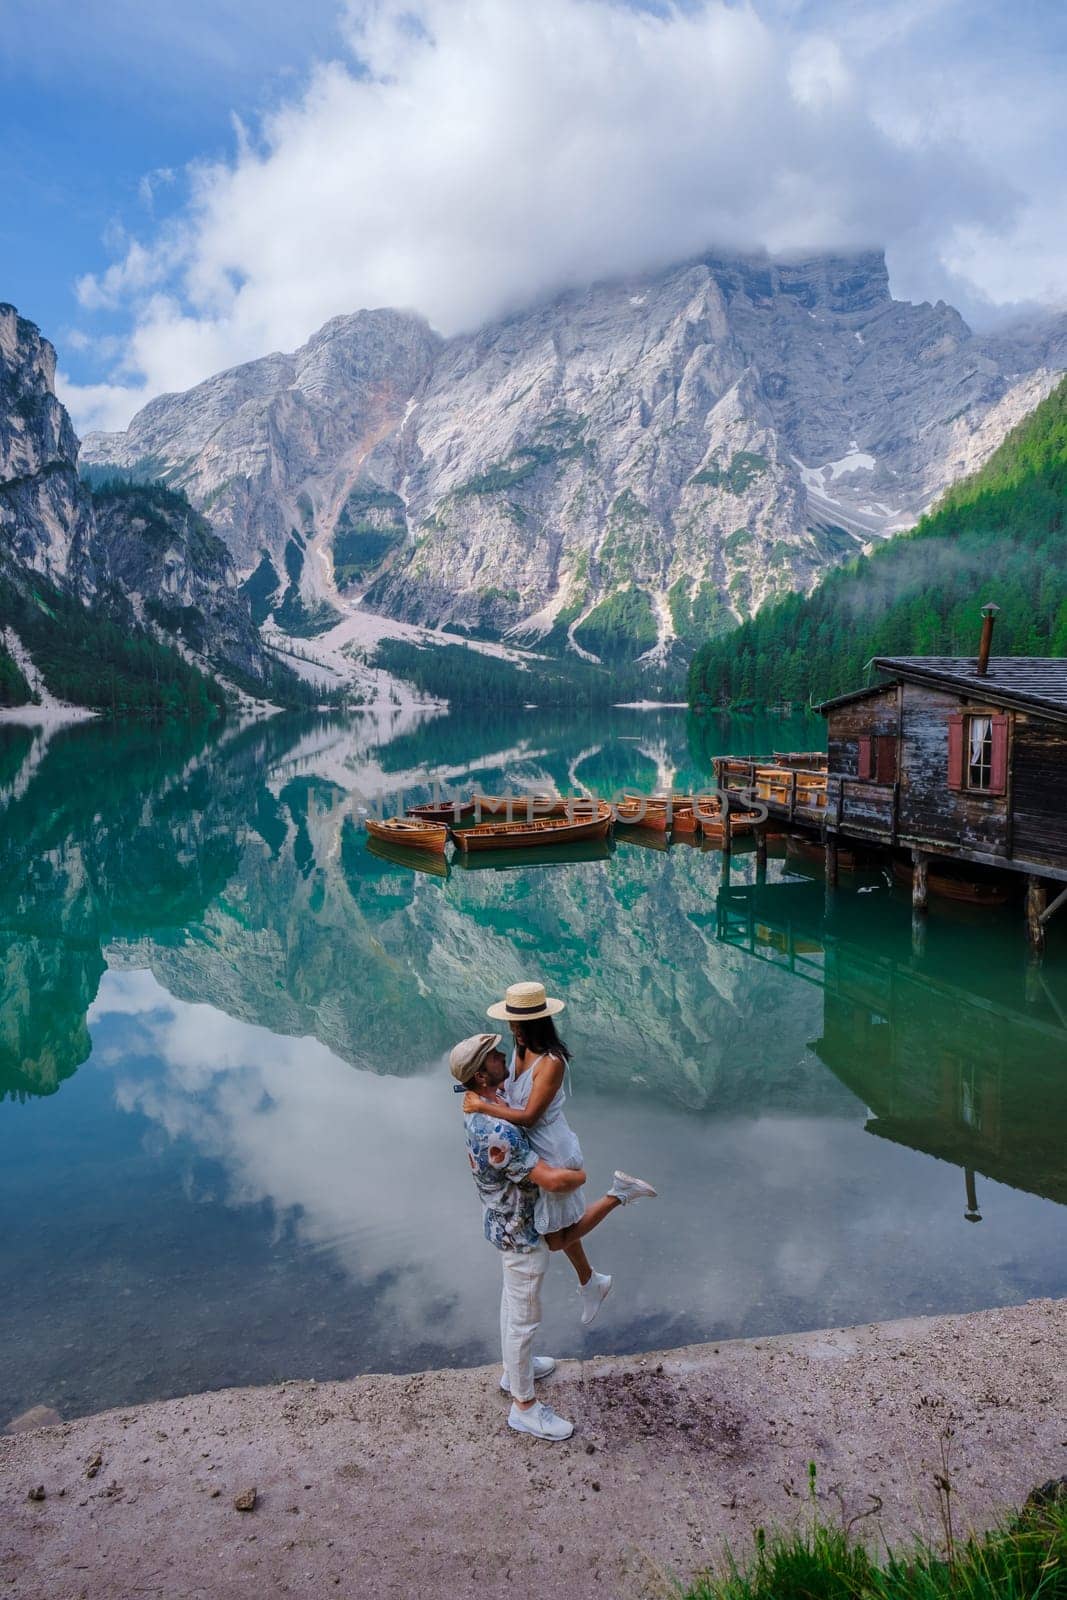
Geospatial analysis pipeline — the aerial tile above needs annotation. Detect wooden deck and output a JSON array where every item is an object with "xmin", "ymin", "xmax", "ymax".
[{"xmin": 715, "ymin": 756, "xmax": 1067, "ymax": 886}]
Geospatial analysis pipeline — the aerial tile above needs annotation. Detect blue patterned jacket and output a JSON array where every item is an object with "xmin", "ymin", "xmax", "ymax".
[{"xmin": 464, "ymin": 1113, "xmax": 540, "ymax": 1251}]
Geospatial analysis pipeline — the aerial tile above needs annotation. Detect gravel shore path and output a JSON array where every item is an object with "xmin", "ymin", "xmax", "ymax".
[{"xmin": 3, "ymin": 1298, "xmax": 1065, "ymax": 1599}]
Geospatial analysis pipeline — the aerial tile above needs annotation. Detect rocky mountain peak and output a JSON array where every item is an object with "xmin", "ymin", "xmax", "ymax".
[
  {"xmin": 79, "ymin": 249, "xmax": 1066, "ymax": 667},
  {"xmin": 703, "ymin": 248, "xmax": 891, "ymax": 316}
]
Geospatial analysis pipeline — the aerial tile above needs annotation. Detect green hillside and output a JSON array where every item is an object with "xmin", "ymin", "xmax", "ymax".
[
  {"xmin": 689, "ymin": 375, "xmax": 1067, "ymax": 711},
  {"xmin": 0, "ymin": 563, "xmax": 226, "ymax": 718}
]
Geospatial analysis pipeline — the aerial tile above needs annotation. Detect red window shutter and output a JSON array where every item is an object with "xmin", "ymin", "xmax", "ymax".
[
  {"xmin": 947, "ymin": 713, "xmax": 964, "ymax": 790},
  {"xmin": 989, "ymin": 714, "xmax": 1009, "ymax": 795},
  {"xmin": 858, "ymin": 735, "xmax": 872, "ymax": 780},
  {"xmin": 875, "ymin": 735, "xmax": 897, "ymax": 784}
]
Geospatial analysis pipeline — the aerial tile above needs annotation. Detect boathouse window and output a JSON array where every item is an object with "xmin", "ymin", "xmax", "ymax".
[
  {"xmin": 857, "ymin": 735, "xmax": 897, "ymax": 783},
  {"xmin": 968, "ymin": 717, "xmax": 993, "ymax": 789},
  {"xmin": 947, "ymin": 712, "xmax": 1009, "ymax": 795}
]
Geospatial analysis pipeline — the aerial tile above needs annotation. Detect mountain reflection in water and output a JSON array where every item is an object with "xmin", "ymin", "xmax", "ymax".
[{"xmin": 1, "ymin": 704, "xmax": 1065, "ymax": 1425}]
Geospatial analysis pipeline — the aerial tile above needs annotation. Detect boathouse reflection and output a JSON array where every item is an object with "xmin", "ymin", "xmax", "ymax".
[{"xmin": 717, "ymin": 876, "xmax": 1067, "ymax": 1214}]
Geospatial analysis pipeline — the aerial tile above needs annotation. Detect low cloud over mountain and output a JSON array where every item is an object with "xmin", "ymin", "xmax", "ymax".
[{"xmin": 60, "ymin": 0, "xmax": 1067, "ymax": 432}]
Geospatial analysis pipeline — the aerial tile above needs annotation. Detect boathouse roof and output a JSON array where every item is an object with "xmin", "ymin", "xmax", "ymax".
[{"xmin": 817, "ymin": 656, "xmax": 1067, "ymax": 723}]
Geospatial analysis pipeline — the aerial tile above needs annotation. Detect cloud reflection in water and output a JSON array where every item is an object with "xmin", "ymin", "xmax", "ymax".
[{"xmin": 86, "ymin": 967, "xmax": 1067, "ymax": 1401}]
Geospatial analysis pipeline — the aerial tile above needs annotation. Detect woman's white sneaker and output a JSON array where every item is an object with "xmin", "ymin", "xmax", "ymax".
[
  {"xmin": 609, "ymin": 1170, "xmax": 657, "ymax": 1204},
  {"xmin": 579, "ymin": 1271, "xmax": 613, "ymax": 1326},
  {"xmin": 499, "ymin": 1355, "xmax": 556, "ymax": 1393},
  {"xmin": 507, "ymin": 1401, "xmax": 574, "ymax": 1441}
]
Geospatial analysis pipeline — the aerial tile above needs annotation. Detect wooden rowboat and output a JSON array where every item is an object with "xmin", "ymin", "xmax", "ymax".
[
  {"xmin": 892, "ymin": 859, "xmax": 1010, "ymax": 906},
  {"xmin": 621, "ymin": 790, "xmax": 709, "ymax": 833},
  {"xmin": 699, "ymin": 813, "xmax": 762, "ymax": 842},
  {"xmin": 623, "ymin": 789, "xmax": 696, "ymax": 811},
  {"xmin": 406, "ymin": 800, "xmax": 475, "ymax": 823},
  {"xmin": 454, "ymin": 802, "xmax": 613, "ymax": 852},
  {"xmin": 614, "ymin": 800, "xmax": 669, "ymax": 831},
  {"xmin": 694, "ymin": 802, "xmax": 762, "ymax": 842},
  {"xmin": 364, "ymin": 815, "xmax": 450, "ymax": 853},
  {"xmin": 470, "ymin": 792, "xmax": 566, "ymax": 817}
]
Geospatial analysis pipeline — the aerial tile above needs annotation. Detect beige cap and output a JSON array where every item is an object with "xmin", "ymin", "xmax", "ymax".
[
  {"xmin": 487, "ymin": 980, "xmax": 565, "ymax": 1022},
  {"xmin": 449, "ymin": 1031, "xmax": 503, "ymax": 1085}
]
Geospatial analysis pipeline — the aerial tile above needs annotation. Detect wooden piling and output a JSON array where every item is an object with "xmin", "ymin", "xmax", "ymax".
[
  {"xmin": 911, "ymin": 849, "xmax": 928, "ymax": 913},
  {"xmin": 755, "ymin": 826, "xmax": 767, "ymax": 881},
  {"xmin": 824, "ymin": 832, "xmax": 838, "ymax": 888},
  {"xmin": 911, "ymin": 909, "xmax": 927, "ymax": 959},
  {"xmin": 1026, "ymin": 874, "xmax": 1047, "ymax": 954}
]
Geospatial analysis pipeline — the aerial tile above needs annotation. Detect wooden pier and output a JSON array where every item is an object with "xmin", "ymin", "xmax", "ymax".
[{"xmin": 715, "ymin": 636, "xmax": 1067, "ymax": 954}]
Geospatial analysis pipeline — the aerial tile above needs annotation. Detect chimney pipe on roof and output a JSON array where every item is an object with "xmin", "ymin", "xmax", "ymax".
[{"xmin": 977, "ymin": 602, "xmax": 999, "ymax": 677}]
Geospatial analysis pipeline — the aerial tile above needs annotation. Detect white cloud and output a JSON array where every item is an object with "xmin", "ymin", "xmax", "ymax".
[
  {"xmin": 63, "ymin": 0, "xmax": 1065, "ymax": 433},
  {"xmin": 56, "ymin": 371, "xmax": 149, "ymax": 434},
  {"xmin": 76, "ymin": 238, "xmax": 175, "ymax": 312},
  {"xmin": 137, "ymin": 167, "xmax": 176, "ymax": 211}
]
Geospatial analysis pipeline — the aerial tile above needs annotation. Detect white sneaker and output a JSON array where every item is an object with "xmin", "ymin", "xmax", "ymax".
[
  {"xmin": 609, "ymin": 1170, "xmax": 657, "ymax": 1204},
  {"xmin": 579, "ymin": 1271, "xmax": 613, "ymax": 1326},
  {"xmin": 507, "ymin": 1400, "xmax": 574, "ymax": 1441},
  {"xmin": 499, "ymin": 1355, "xmax": 557, "ymax": 1393}
]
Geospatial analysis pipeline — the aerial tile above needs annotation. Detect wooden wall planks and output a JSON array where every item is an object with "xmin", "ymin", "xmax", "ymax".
[{"xmin": 824, "ymin": 681, "xmax": 1067, "ymax": 873}]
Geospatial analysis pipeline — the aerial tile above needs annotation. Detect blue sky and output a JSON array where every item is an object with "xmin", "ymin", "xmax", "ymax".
[
  {"xmin": 4, "ymin": 1, "xmax": 1065, "ymax": 433},
  {"xmin": 1, "ymin": 1, "xmax": 342, "ymax": 371}
]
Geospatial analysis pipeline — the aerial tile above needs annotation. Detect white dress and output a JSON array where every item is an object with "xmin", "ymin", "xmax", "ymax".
[{"xmin": 505, "ymin": 1051, "xmax": 586, "ymax": 1235}]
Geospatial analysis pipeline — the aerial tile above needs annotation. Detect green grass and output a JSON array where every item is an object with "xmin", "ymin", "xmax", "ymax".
[{"xmin": 684, "ymin": 1479, "xmax": 1067, "ymax": 1600}]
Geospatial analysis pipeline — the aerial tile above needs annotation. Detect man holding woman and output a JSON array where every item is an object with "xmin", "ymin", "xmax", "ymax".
[{"xmin": 451, "ymin": 981, "xmax": 657, "ymax": 1442}]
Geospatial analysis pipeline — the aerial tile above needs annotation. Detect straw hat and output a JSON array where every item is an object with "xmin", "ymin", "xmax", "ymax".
[
  {"xmin": 449, "ymin": 1032, "xmax": 503, "ymax": 1085},
  {"xmin": 487, "ymin": 980, "xmax": 565, "ymax": 1022}
]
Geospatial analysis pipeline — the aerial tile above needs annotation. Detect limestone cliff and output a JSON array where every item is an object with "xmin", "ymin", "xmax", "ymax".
[
  {"xmin": 0, "ymin": 304, "xmax": 98, "ymax": 594},
  {"xmin": 93, "ymin": 483, "xmax": 280, "ymax": 688},
  {"xmin": 81, "ymin": 252, "xmax": 1067, "ymax": 667},
  {"xmin": 0, "ymin": 306, "xmax": 291, "ymax": 706}
]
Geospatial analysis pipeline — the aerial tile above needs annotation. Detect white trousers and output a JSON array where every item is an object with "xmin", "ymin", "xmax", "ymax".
[{"xmin": 499, "ymin": 1241, "xmax": 549, "ymax": 1402}]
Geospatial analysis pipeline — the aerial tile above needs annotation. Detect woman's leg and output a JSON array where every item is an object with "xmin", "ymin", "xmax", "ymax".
[
  {"xmin": 544, "ymin": 1194, "xmax": 620, "ymax": 1255},
  {"xmin": 562, "ymin": 1238, "xmax": 592, "ymax": 1285}
]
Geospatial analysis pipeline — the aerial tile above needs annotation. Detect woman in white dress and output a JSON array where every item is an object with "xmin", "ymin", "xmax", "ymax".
[{"xmin": 462, "ymin": 980, "xmax": 657, "ymax": 1326}]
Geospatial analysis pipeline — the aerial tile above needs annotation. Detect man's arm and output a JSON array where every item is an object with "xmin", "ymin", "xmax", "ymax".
[
  {"xmin": 484, "ymin": 1121, "xmax": 584, "ymax": 1193},
  {"xmin": 528, "ymin": 1159, "xmax": 586, "ymax": 1193},
  {"xmin": 463, "ymin": 1056, "xmax": 565, "ymax": 1128}
]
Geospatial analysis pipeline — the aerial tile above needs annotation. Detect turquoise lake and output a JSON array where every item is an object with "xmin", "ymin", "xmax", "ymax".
[{"xmin": 2, "ymin": 704, "xmax": 1066, "ymax": 1426}]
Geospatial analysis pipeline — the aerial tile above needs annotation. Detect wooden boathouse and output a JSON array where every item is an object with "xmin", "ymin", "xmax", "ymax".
[{"xmin": 715, "ymin": 611, "xmax": 1067, "ymax": 950}]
